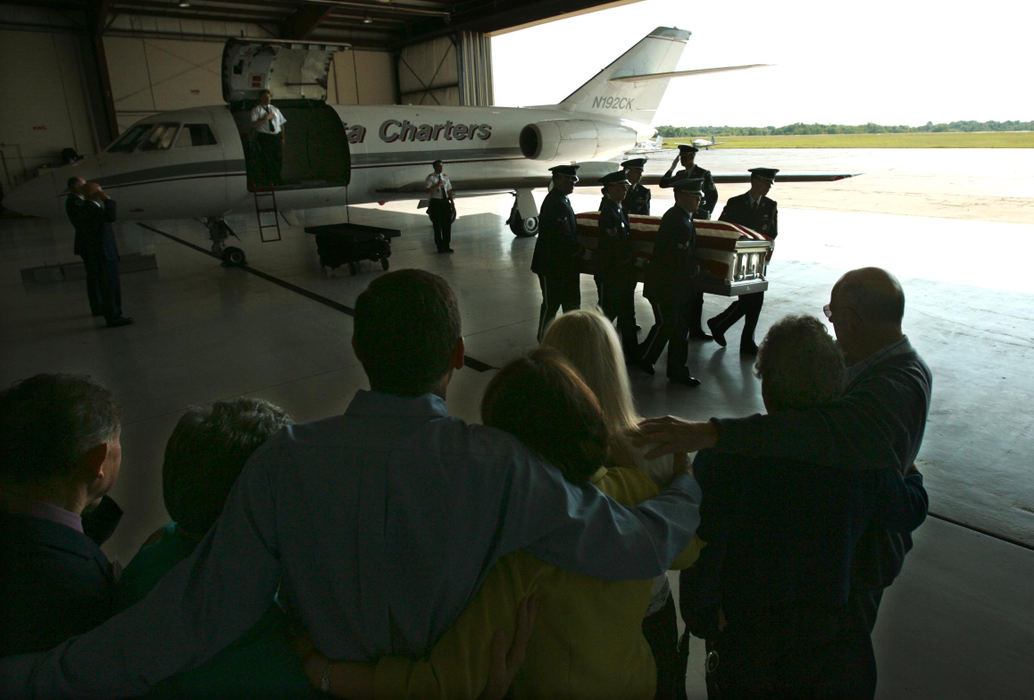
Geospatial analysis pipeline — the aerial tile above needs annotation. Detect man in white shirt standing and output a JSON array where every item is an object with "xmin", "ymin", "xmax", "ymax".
[
  {"xmin": 425, "ymin": 160, "xmax": 455, "ymax": 253},
  {"xmin": 249, "ymin": 90, "xmax": 286, "ymax": 186}
]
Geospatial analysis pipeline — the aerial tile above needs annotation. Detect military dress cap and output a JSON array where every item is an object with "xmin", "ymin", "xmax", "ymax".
[
  {"xmin": 676, "ymin": 144, "xmax": 699, "ymax": 154},
  {"xmin": 549, "ymin": 164, "xmax": 580, "ymax": 177},
  {"xmin": 620, "ymin": 158, "xmax": 647, "ymax": 170},
  {"xmin": 600, "ymin": 171, "xmax": 630, "ymax": 186},
  {"xmin": 671, "ymin": 177, "xmax": 704, "ymax": 193},
  {"xmin": 749, "ymin": 167, "xmax": 780, "ymax": 183}
]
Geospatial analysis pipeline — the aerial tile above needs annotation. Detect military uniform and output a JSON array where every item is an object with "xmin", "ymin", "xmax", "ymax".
[
  {"xmin": 640, "ymin": 197, "xmax": 700, "ymax": 384},
  {"xmin": 596, "ymin": 195, "xmax": 638, "ymax": 358},
  {"xmin": 660, "ymin": 164, "xmax": 717, "ymax": 220},
  {"xmin": 532, "ymin": 171, "xmax": 582, "ymax": 340},
  {"xmin": 623, "ymin": 183, "xmax": 651, "ymax": 216},
  {"xmin": 709, "ymin": 170, "xmax": 779, "ymax": 354}
]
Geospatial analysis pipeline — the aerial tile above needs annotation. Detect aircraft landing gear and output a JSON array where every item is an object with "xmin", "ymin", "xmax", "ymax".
[
  {"xmin": 508, "ymin": 208, "xmax": 540, "ymax": 237},
  {"xmin": 509, "ymin": 188, "xmax": 540, "ymax": 238},
  {"xmin": 222, "ymin": 247, "xmax": 247, "ymax": 267},
  {"xmin": 205, "ymin": 217, "xmax": 246, "ymax": 266}
]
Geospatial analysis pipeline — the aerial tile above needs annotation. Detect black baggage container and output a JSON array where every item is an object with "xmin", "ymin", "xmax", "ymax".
[{"xmin": 304, "ymin": 223, "xmax": 401, "ymax": 275}]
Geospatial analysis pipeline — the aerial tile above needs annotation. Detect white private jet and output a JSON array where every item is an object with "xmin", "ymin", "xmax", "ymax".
[
  {"xmin": 3, "ymin": 27, "xmax": 849, "ymax": 265},
  {"xmin": 692, "ymin": 136, "xmax": 723, "ymax": 149}
]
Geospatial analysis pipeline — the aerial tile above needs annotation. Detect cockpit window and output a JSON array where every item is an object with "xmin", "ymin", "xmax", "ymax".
[
  {"xmin": 174, "ymin": 124, "xmax": 218, "ymax": 147},
  {"xmin": 107, "ymin": 124, "xmax": 152, "ymax": 153},
  {"xmin": 139, "ymin": 123, "xmax": 181, "ymax": 151}
]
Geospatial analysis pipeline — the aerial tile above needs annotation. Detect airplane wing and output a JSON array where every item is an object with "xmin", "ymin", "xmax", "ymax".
[
  {"xmin": 609, "ymin": 64, "xmax": 771, "ymax": 82},
  {"xmin": 639, "ymin": 172, "xmax": 861, "ymax": 186},
  {"xmin": 378, "ymin": 172, "xmax": 862, "ymax": 196}
]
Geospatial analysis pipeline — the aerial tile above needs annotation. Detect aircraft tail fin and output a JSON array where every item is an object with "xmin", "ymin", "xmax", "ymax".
[{"xmin": 557, "ymin": 27, "xmax": 691, "ymax": 125}]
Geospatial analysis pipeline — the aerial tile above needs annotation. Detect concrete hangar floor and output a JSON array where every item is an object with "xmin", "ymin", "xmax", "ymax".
[{"xmin": 2, "ymin": 156, "xmax": 1032, "ymax": 698}]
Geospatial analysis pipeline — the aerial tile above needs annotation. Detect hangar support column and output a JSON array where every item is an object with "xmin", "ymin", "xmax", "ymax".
[{"xmin": 396, "ymin": 31, "xmax": 494, "ymax": 107}]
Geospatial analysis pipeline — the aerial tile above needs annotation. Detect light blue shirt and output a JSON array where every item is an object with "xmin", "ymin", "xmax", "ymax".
[{"xmin": 1, "ymin": 390, "xmax": 701, "ymax": 698}]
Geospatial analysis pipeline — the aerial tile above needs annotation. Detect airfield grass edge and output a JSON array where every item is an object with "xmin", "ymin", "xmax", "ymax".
[{"xmin": 665, "ymin": 132, "xmax": 1034, "ymax": 148}]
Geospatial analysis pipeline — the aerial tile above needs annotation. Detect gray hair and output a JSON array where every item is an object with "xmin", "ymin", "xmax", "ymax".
[
  {"xmin": 163, "ymin": 397, "xmax": 290, "ymax": 536},
  {"xmin": 0, "ymin": 374, "xmax": 120, "ymax": 483},
  {"xmin": 755, "ymin": 315, "xmax": 845, "ymax": 412}
]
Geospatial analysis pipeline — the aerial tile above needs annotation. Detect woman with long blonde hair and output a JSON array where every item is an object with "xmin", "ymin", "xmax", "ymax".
[
  {"xmin": 541, "ymin": 309, "xmax": 679, "ymax": 484},
  {"xmin": 542, "ymin": 310, "xmax": 688, "ymax": 699}
]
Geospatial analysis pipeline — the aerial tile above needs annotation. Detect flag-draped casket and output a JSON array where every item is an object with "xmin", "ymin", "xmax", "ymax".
[{"xmin": 575, "ymin": 212, "xmax": 773, "ymax": 296}]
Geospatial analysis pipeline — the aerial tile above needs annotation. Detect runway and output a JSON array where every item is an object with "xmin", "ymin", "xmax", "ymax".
[{"xmin": 1, "ymin": 149, "xmax": 1032, "ymax": 697}]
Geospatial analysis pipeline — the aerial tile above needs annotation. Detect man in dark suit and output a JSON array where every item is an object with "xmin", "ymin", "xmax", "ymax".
[
  {"xmin": 596, "ymin": 171, "xmax": 638, "ymax": 359},
  {"xmin": 0, "ymin": 374, "xmax": 125, "ymax": 656},
  {"xmin": 65, "ymin": 176, "xmax": 102, "ymax": 317},
  {"xmin": 79, "ymin": 182, "xmax": 132, "ymax": 327},
  {"xmin": 709, "ymin": 168, "xmax": 779, "ymax": 355},
  {"xmin": 532, "ymin": 165, "xmax": 583, "ymax": 340},
  {"xmin": 639, "ymin": 177, "xmax": 704, "ymax": 386}
]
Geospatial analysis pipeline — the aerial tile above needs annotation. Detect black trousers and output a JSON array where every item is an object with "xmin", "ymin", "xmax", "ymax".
[
  {"xmin": 643, "ymin": 595, "xmax": 681, "ymax": 700},
  {"xmin": 640, "ymin": 297, "xmax": 691, "ymax": 379},
  {"xmin": 703, "ymin": 616, "xmax": 876, "ymax": 700},
  {"xmin": 254, "ymin": 133, "xmax": 283, "ymax": 186},
  {"xmin": 709, "ymin": 291, "xmax": 764, "ymax": 345},
  {"xmin": 428, "ymin": 199, "xmax": 453, "ymax": 251},
  {"xmin": 598, "ymin": 272, "xmax": 639, "ymax": 360},
  {"xmin": 537, "ymin": 271, "xmax": 580, "ymax": 341},
  {"xmin": 83, "ymin": 253, "xmax": 122, "ymax": 322},
  {"xmin": 79, "ymin": 255, "xmax": 103, "ymax": 316}
]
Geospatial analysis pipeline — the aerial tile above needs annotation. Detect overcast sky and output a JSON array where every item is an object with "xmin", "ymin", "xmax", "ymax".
[{"xmin": 491, "ymin": 0, "xmax": 1032, "ymax": 128}]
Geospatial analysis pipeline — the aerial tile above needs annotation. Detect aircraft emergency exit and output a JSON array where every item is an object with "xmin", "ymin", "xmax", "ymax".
[{"xmin": 3, "ymin": 27, "xmax": 851, "ymax": 264}]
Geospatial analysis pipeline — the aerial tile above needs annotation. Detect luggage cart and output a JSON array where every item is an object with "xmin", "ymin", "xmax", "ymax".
[{"xmin": 304, "ymin": 222, "xmax": 401, "ymax": 276}]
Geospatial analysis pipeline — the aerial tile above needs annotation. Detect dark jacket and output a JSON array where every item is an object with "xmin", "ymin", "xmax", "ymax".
[
  {"xmin": 719, "ymin": 191, "xmax": 778, "ymax": 239},
  {"xmin": 623, "ymin": 182, "xmax": 651, "ymax": 216},
  {"xmin": 659, "ymin": 164, "xmax": 718, "ymax": 219},
  {"xmin": 66, "ymin": 193, "xmax": 88, "ymax": 256},
  {"xmin": 681, "ymin": 451, "xmax": 927, "ymax": 639},
  {"xmin": 0, "ymin": 503, "xmax": 121, "ymax": 655},
  {"xmin": 644, "ymin": 204, "xmax": 698, "ymax": 304},
  {"xmin": 713, "ymin": 341, "xmax": 933, "ymax": 590},
  {"xmin": 77, "ymin": 199, "xmax": 120, "ymax": 262},
  {"xmin": 595, "ymin": 198, "xmax": 634, "ymax": 281},
  {"xmin": 531, "ymin": 189, "xmax": 581, "ymax": 276}
]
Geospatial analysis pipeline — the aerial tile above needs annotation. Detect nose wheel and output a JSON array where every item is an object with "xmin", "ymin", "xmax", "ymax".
[{"xmin": 222, "ymin": 246, "xmax": 247, "ymax": 267}]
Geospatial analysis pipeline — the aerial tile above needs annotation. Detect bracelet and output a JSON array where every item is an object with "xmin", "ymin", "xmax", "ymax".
[{"xmin": 319, "ymin": 658, "xmax": 333, "ymax": 694}]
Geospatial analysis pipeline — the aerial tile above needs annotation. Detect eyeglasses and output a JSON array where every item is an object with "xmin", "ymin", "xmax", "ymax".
[{"xmin": 822, "ymin": 304, "xmax": 833, "ymax": 322}]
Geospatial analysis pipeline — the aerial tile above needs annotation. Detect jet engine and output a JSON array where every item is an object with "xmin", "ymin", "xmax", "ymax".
[{"xmin": 519, "ymin": 120, "xmax": 639, "ymax": 161}]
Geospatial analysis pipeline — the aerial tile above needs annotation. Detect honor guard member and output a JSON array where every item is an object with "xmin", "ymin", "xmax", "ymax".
[
  {"xmin": 532, "ymin": 165, "xmax": 583, "ymax": 341},
  {"xmin": 708, "ymin": 168, "xmax": 780, "ymax": 355},
  {"xmin": 249, "ymin": 90, "xmax": 286, "ymax": 186},
  {"xmin": 639, "ymin": 177, "xmax": 705, "ymax": 386},
  {"xmin": 425, "ymin": 160, "xmax": 455, "ymax": 253},
  {"xmin": 621, "ymin": 158, "xmax": 651, "ymax": 215},
  {"xmin": 659, "ymin": 144, "xmax": 718, "ymax": 220},
  {"xmin": 596, "ymin": 171, "xmax": 639, "ymax": 360}
]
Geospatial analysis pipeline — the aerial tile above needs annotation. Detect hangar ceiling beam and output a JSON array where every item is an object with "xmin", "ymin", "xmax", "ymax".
[{"xmin": 283, "ymin": 4, "xmax": 333, "ymax": 40}]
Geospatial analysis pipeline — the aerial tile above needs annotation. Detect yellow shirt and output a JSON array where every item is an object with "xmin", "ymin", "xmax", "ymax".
[{"xmin": 373, "ymin": 466, "xmax": 703, "ymax": 699}]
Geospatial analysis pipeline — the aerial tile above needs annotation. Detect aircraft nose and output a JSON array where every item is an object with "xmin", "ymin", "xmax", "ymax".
[{"xmin": 2, "ymin": 169, "xmax": 61, "ymax": 219}]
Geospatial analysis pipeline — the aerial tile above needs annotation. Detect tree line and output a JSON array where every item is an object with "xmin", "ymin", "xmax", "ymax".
[{"xmin": 656, "ymin": 120, "xmax": 1034, "ymax": 136}]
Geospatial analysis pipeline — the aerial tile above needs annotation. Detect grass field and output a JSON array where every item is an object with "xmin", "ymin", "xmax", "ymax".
[{"xmin": 665, "ymin": 132, "xmax": 1034, "ymax": 148}]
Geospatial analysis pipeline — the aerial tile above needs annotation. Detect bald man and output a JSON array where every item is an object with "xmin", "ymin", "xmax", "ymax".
[{"xmin": 639, "ymin": 267, "xmax": 932, "ymax": 627}]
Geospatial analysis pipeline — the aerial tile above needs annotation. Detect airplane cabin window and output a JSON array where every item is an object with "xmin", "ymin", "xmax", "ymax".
[
  {"xmin": 107, "ymin": 124, "xmax": 152, "ymax": 153},
  {"xmin": 139, "ymin": 123, "xmax": 181, "ymax": 151},
  {"xmin": 175, "ymin": 124, "xmax": 218, "ymax": 148}
]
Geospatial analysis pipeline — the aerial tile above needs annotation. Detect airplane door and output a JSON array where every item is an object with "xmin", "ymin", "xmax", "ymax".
[{"xmin": 222, "ymin": 39, "xmax": 350, "ymax": 191}]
